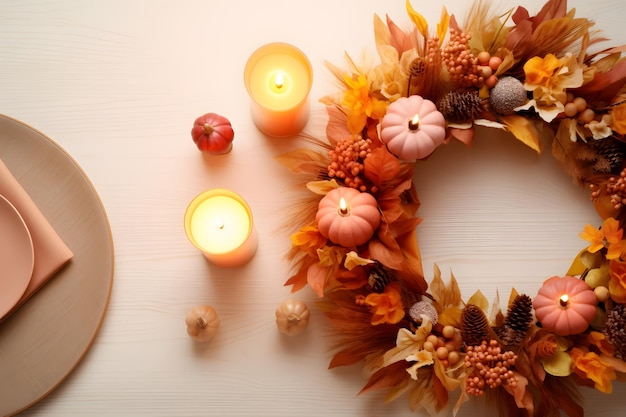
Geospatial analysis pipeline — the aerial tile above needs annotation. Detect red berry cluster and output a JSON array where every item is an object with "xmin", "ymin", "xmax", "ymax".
[
  {"xmin": 464, "ymin": 340, "xmax": 518, "ymax": 396},
  {"xmin": 327, "ymin": 136, "xmax": 374, "ymax": 192}
]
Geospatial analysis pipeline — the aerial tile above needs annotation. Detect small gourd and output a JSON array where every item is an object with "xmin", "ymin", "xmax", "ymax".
[
  {"xmin": 380, "ymin": 95, "xmax": 446, "ymax": 161},
  {"xmin": 191, "ymin": 112, "xmax": 234, "ymax": 155},
  {"xmin": 185, "ymin": 305, "xmax": 220, "ymax": 342},
  {"xmin": 533, "ymin": 276, "xmax": 597, "ymax": 336},
  {"xmin": 316, "ymin": 187, "xmax": 381, "ymax": 247},
  {"xmin": 275, "ymin": 299, "xmax": 310, "ymax": 336}
]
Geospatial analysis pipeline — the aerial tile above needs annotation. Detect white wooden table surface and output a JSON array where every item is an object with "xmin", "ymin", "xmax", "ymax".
[{"xmin": 1, "ymin": 0, "xmax": 625, "ymax": 416}]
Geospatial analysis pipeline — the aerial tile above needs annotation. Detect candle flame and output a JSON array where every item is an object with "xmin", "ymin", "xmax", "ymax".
[
  {"xmin": 559, "ymin": 294, "xmax": 569, "ymax": 307},
  {"xmin": 275, "ymin": 71, "xmax": 284, "ymax": 89},
  {"xmin": 408, "ymin": 114, "xmax": 420, "ymax": 130},
  {"xmin": 216, "ymin": 219, "xmax": 225, "ymax": 230},
  {"xmin": 338, "ymin": 197, "xmax": 349, "ymax": 216}
]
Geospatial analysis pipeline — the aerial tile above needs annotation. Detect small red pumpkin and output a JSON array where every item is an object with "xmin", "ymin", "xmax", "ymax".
[
  {"xmin": 380, "ymin": 95, "xmax": 446, "ymax": 161},
  {"xmin": 316, "ymin": 187, "xmax": 380, "ymax": 247},
  {"xmin": 533, "ymin": 276, "xmax": 597, "ymax": 336},
  {"xmin": 191, "ymin": 112, "xmax": 234, "ymax": 155}
]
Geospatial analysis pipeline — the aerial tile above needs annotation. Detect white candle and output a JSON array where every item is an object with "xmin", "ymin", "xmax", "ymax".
[
  {"xmin": 244, "ymin": 42, "xmax": 313, "ymax": 137},
  {"xmin": 184, "ymin": 189, "xmax": 258, "ymax": 268}
]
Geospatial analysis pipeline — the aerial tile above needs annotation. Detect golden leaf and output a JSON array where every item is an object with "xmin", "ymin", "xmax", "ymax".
[
  {"xmin": 540, "ymin": 350, "xmax": 574, "ymax": 377},
  {"xmin": 500, "ymin": 114, "xmax": 541, "ymax": 153},
  {"xmin": 275, "ymin": 148, "xmax": 328, "ymax": 175},
  {"xmin": 429, "ymin": 265, "xmax": 462, "ymax": 310},
  {"xmin": 466, "ymin": 290, "xmax": 489, "ymax": 311},
  {"xmin": 566, "ymin": 248, "xmax": 589, "ymax": 276},
  {"xmin": 436, "ymin": 7, "xmax": 449, "ymax": 47},
  {"xmin": 306, "ymin": 179, "xmax": 338, "ymax": 195},
  {"xmin": 405, "ymin": 0, "xmax": 428, "ymax": 38}
]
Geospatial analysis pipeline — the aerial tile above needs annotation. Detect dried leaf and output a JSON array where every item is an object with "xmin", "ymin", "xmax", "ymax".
[
  {"xmin": 503, "ymin": 371, "xmax": 534, "ymax": 415},
  {"xmin": 369, "ymin": 223, "xmax": 403, "ymax": 270},
  {"xmin": 429, "ymin": 265, "xmax": 462, "ymax": 309},
  {"xmin": 364, "ymin": 146, "xmax": 402, "ymax": 186},
  {"xmin": 306, "ymin": 179, "xmax": 338, "ymax": 195},
  {"xmin": 326, "ymin": 105, "xmax": 350, "ymax": 145},
  {"xmin": 307, "ymin": 262, "xmax": 328, "ymax": 298},
  {"xmin": 574, "ymin": 58, "xmax": 626, "ymax": 105},
  {"xmin": 551, "ymin": 118, "xmax": 587, "ymax": 185},
  {"xmin": 275, "ymin": 148, "xmax": 328, "ymax": 175},
  {"xmin": 359, "ymin": 361, "xmax": 410, "ymax": 395},
  {"xmin": 386, "ymin": 14, "xmax": 417, "ymax": 55},
  {"xmin": 405, "ymin": 0, "xmax": 428, "ymax": 38},
  {"xmin": 540, "ymin": 350, "xmax": 574, "ymax": 376},
  {"xmin": 436, "ymin": 7, "xmax": 450, "ymax": 47},
  {"xmin": 566, "ymin": 248, "xmax": 588, "ymax": 276},
  {"xmin": 500, "ymin": 114, "xmax": 541, "ymax": 153},
  {"xmin": 466, "ymin": 290, "xmax": 489, "ymax": 312}
]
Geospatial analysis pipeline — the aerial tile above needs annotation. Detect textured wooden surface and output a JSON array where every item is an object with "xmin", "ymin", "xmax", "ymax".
[{"xmin": 1, "ymin": 1, "xmax": 625, "ymax": 416}]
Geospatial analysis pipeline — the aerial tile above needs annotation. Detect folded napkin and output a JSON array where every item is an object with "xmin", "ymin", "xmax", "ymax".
[{"xmin": 0, "ymin": 159, "xmax": 73, "ymax": 317}]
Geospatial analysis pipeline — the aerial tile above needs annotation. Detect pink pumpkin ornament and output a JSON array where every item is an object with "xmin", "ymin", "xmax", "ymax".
[
  {"xmin": 380, "ymin": 95, "xmax": 446, "ymax": 161},
  {"xmin": 533, "ymin": 276, "xmax": 598, "ymax": 336},
  {"xmin": 316, "ymin": 187, "xmax": 381, "ymax": 247}
]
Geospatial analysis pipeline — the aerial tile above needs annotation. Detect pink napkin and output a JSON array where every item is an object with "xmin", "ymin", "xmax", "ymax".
[{"xmin": 0, "ymin": 159, "xmax": 73, "ymax": 315}]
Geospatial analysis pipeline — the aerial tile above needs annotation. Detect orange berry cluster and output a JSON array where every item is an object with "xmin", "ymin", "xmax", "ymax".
[
  {"xmin": 441, "ymin": 29, "xmax": 482, "ymax": 88},
  {"xmin": 327, "ymin": 136, "xmax": 374, "ymax": 192},
  {"xmin": 464, "ymin": 340, "xmax": 518, "ymax": 396},
  {"xmin": 594, "ymin": 168, "xmax": 626, "ymax": 210},
  {"xmin": 422, "ymin": 325, "xmax": 463, "ymax": 369}
]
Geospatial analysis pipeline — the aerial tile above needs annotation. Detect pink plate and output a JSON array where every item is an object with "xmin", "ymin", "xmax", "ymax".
[{"xmin": 0, "ymin": 193, "xmax": 34, "ymax": 319}]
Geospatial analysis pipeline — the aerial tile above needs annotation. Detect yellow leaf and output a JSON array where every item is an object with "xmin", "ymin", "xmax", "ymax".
[
  {"xmin": 306, "ymin": 179, "xmax": 338, "ymax": 195},
  {"xmin": 501, "ymin": 114, "xmax": 542, "ymax": 153},
  {"xmin": 466, "ymin": 290, "xmax": 489, "ymax": 311},
  {"xmin": 436, "ymin": 7, "xmax": 449, "ymax": 47},
  {"xmin": 540, "ymin": 351, "xmax": 574, "ymax": 377},
  {"xmin": 406, "ymin": 0, "xmax": 428, "ymax": 38},
  {"xmin": 566, "ymin": 248, "xmax": 589, "ymax": 276},
  {"xmin": 428, "ymin": 264, "xmax": 462, "ymax": 308},
  {"xmin": 438, "ymin": 306, "xmax": 462, "ymax": 327},
  {"xmin": 344, "ymin": 251, "xmax": 375, "ymax": 270},
  {"xmin": 507, "ymin": 288, "xmax": 519, "ymax": 308}
]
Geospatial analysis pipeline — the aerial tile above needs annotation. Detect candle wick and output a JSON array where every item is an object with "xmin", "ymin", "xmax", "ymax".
[
  {"xmin": 408, "ymin": 114, "xmax": 420, "ymax": 131},
  {"xmin": 216, "ymin": 220, "xmax": 225, "ymax": 230},
  {"xmin": 338, "ymin": 197, "xmax": 349, "ymax": 216},
  {"xmin": 559, "ymin": 294, "xmax": 569, "ymax": 307}
]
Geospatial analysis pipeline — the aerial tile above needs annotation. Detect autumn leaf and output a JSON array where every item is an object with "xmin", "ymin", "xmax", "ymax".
[
  {"xmin": 359, "ymin": 361, "xmax": 410, "ymax": 395},
  {"xmin": 500, "ymin": 114, "xmax": 542, "ymax": 153},
  {"xmin": 275, "ymin": 148, "xmax": 328, "ymax": 175},
  {"xmin": 364, "ymin": 146, "xmax": 401, "ymax": 187},
  {"xmin": 326, "ymin": 105, "xmax": 350, "ymax": 146},
  {"xmin": 429, "ymin": 264, "xmax": 462, "ymax": 310},
  {"xmin": 466, "ymin": 290, "xmax": 489, "ymax": 311},
  {"xmin": 307, "ymin": 262, "xmax": 328, "ymax": 298}
]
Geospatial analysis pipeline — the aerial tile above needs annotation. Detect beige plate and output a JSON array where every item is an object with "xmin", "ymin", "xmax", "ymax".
[
  {"xmin": 0, "ymin": 114, "xmax": 114, "ymax": 417},
  {"xmin": 0, "ymin": 194, "xmax": 34, "ymax": 320}
]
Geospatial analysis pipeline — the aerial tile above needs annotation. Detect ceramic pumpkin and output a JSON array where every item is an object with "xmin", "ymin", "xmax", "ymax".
[
  {"xmin": 185, "ymin": 305, "xmax": 220, "ymax": 342},
  {"xmin": 380, "ymin": 95, "xmax": 446, "ymax": 161},
  {"xmin": 275, "ymin": 299, "xmax": 310, "ymax": 336},
  {"xmin": 316, "ymin": 187, "xmax": 380, "ymax": 247},
  {"xmin": 191, "ymin": 112, "xmax": 234, "ymax": 155},
  {"xmin": 533, "ymin": 276, "xmax": 597, "ymax": 336}
]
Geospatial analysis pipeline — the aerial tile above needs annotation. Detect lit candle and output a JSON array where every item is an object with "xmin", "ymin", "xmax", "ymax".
[
  {"xmin": 184, "ymin": 189, "xmax": 258, "ymax": 268},
  {"xmin": 244, "ymin": 42, "xmax": 313, "ymax": 137}
]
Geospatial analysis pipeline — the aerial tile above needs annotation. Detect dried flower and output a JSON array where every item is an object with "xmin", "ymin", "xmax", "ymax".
[
  {"xmin": 291, "ymin": 225, "xmax": 327, "ymax": 257},
  {"xmin": 342, "ymin": 73, "xmax": 387, "ymax": 134},
  {"xmin": 365, "ymin": 281, "xmax": 405, "ymax": 325},
  {"xmin": 520, "ymin": 53, "xmax": 585, "ymax": 122},
  {"xmin": 579, "ymin": 217, "xmax": 625, "ymax": 260},
  {"xmin": 570, "ymin": 347, "xmax": 617, "ymax": 394},
  {"xmin": 609, "ymin": 259, "xmax": 626, "ymax": 303}
]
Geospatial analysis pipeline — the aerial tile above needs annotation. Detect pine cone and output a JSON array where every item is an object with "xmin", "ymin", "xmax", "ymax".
[
  {"xmin": 496, "ymin": 294, "xmax": 533, "ymax": 346},
  {"xmin": 591, "ymin": 138, "xmax": 624, "ymax": 174},
  {"xmin": 461, "ymin": 304, "xmax": 490, "ymax": 347},
  {"xmin": 437, "ymin": 90, "xmax": 484, "ymax": 123},
  {"xmin": 604, "ymin": 303, "xmax": 626, "ymax": 359}
]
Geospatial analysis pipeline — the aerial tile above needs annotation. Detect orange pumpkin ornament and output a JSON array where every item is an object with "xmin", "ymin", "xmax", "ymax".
[
  {"xmin": 380, "ymin": 95, "xmax": 446, "ymax": 161},
  {"xmin": 533, "ymin": 276, "xmax": 598, "ymax": 336},
  {"xmin": 191, "ymin": 112, "xmax": 235, "ymax": 155},
  {"xmin": 316, "ymin": 187, "xmax": 381, "ymax": 247}
]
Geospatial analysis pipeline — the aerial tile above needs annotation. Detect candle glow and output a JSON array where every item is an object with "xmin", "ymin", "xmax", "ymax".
[
  {"xmin": 338, "ymin": 197, "xmax": 349, "ymax": 216},
  {"xmin": 184, "ymin": 189, "xmax": 258, "ymax": 268},
  {"xmin": 244, "ymin": 42, "xmax": 313, "ymax": 137},
  {"xmin": 408, "ymin": 114, "xmax": 420, "ymax": 130}
]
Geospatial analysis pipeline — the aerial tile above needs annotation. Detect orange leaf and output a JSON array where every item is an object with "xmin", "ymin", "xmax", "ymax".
[
  {"xmin": 359, "ymin": 361, "xmax": 410, "ymax": 395},
  {"xmin": 364, "ymin": 147, "xmax": 401, "ymax": 186},
  {"xmin": 307, "ymin": 262, "xmax": 328, "ymax": 298},
  {"xmin": 501, "ymin": 114, "xmax": 542, "ymax": 153},
  {"xmin": 326, "ymin": 105, "xmax": 350, "ymax": 146},
  {"xmin": 574, "ymin": 58, "xmax": 626, "ymax": 105}
]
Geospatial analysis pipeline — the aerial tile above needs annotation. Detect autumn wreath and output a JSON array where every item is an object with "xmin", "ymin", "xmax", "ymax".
[{"xmin": 277, "ymin": 0, "xmax": 626, "ymax": 415}]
